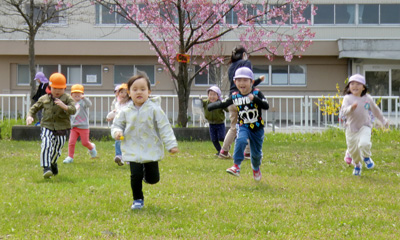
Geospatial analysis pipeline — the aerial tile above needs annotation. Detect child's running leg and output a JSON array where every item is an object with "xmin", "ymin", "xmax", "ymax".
[
  {"xmin": 249, "ymin": 129, "xmax": 264, "ymax": 181},
  {"xmin": 78, "ymin": 128, "xmax": 97, "ymax": 158},
  {"xmin": 67, "ymin": 128, "xmax": 79, "ymax": 158},
  {"xmin": 226, "ymin": 127, "xmax": 248, "ymax": 177},
  {"xmin": 40, "ymin": 128, "xmax": 54, "ymax": 168},
  {"xmin": 130, "ymin": 162, "xmax": 146, "ymax": 210},
  {"xmin": 209, "ymin": 124, "xmax": 221, "ymax": 153},
  {"xmin": 358, "ymin": 126, "xmax": 374, "ymax": 169},
  {"xmin": 50, "ymin": 134, "xmax": 67, "ymax": 165},
  {"xmin": 248, "ymin": 129, "xmax": 264, "ymax": 170},
  {"xmin": 346, "ymin": 128, "xmax": 363, "ymax": 175},
  {"xmin": 114, "ymin": 140, "xmax": 123, "ymax": 166},
  {"xmin": 78, "ymin": 128, "xmax": 93, "ymax": 150},
  {"xmin": 143, "ymin": 162, "xmax": 160, "ymax": 184}
]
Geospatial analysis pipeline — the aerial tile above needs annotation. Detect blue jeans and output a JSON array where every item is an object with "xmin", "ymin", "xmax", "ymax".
[
  {"xmin": 233, "ymin": 126, "xmax": 264, "ymax": 170},
  {"xmin": 115, "ymin": 140, "xmax": 122, "ymax": 156}
]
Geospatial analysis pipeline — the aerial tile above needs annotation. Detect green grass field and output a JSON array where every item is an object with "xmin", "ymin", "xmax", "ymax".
[{"xmin": 1, "ymin": 128, "xmax": 399, "ymax": 239}]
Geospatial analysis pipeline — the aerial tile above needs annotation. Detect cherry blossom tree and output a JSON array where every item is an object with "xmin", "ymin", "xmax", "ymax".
[
  {"xmin": 94, "ymin": 0, "xmax": 316, "ymax": 127},
  {"xmin": 0, "ymin": 0, "xmax": 88, "ymax": 103}
]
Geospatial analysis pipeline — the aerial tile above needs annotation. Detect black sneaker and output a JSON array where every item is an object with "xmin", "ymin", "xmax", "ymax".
[
  {"xmin": 51, "ymin": 163, "xmax": 58, "ymax": 176},
  {"xmin": 43, "ymin": 167, "xmax": 53, "ymax": 179}
]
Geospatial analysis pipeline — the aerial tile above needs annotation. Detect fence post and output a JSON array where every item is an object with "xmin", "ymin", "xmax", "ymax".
[{"xmin": 304, "ymin": 96, "xmax": 309, "ymax": 132}]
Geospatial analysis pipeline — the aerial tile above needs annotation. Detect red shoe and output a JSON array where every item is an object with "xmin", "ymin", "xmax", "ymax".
[
  {"xmin": 218, "ymin": 150, "xmax": 231, "ymax": 159},
  {"xmin": 226, "ymin": 164, "xmax": 240, "ymax": 177},
  {"xmin": 253, "ymin": 169, "xmax": 262, "ymax": 181}
]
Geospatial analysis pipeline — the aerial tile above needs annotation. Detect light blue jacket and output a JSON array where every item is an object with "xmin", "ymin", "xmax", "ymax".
[{"xmin": 111, "ymin": 97, "xmax": 177, "ymax": 163}]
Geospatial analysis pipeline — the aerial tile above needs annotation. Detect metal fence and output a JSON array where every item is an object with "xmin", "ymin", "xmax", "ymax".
[{"xmin": 1, "ymin": 94, "xmax": 398, "ymax": 132}]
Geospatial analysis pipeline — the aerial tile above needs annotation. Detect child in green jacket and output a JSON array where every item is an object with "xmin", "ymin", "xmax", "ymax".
[
  {"xmin": 202, "ymin": 86, "xmax": 228, "ymax": 156},
  {"xmin": 26, "ymin": 73, "xmax": 76, "ymax": 178}
]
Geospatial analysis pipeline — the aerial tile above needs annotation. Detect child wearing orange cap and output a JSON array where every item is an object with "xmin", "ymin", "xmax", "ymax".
[
  {"xmin": 106, "ymin": 83, "xmax": 131, "ymax": 166},
  {"xmin": 63, "ymin": 84, "xmax": 97, "ymax": 164},
  {"xmin": 26, "ymin": 73, "xmax": 76, "ymax": 178}
]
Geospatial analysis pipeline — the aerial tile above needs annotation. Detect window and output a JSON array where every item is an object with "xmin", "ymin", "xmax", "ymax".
[
  {"xmin": 114, "ymin": 65, "xmax": 155, "ymax": 85},
  {"xmin": 272, "ymin": 65, "xmax": 289, "ymax": 85},
  {"xmin": 17, "ymin": 65, "xmax": 30, "ymax": 85},
  {"xmin": 61, "ymin": 65, "xmax": 102, "ymax": 85},
  {"xmin": 336, "ymin": 4, "xmax": 355, "ymax": 24},
  {"xmin": 289, "ymin": 65, "xmax": 306, "ymax": 85},
  {"xmin": 25, "ymin": 4, "xmax": 66, "ymax": 24},
  {"xmin": 95, "ymin": 3, "xmax": 131, "ymax": 24},
  {"xmin": 359, "ymin": 4, "xmax": 379, "ymax": 24},
  {"xmin": 194, "ymin": 65, "xmax": 220, "ymax": 85},
  {"xmin": 314, "ymin": 5, "xmax": 334, "ymax": 24},
  {"xmin": 37, "ymin": 65, "xmax": 58, "ymax": 79},
  {"xmin": 253, "ymin": 65, "xmax": 269, "ymax": 85},
  {"xmin": 269, "ymin": 4, "xmax": 291, "ymax": 24},
  {"xmin": 245, "ymin": 4, "xmax": 264, "ymax": 24},
  {"xmin": 226, "ymin": 7, "xmax": 238, "ymax": 24},
  {"xmin": 253, "ymin": 65, "xmax": 306, "ymax": 86},
  {"xmin": 381, "ymin": 4, "xmax": 400, "ymax": 24}
]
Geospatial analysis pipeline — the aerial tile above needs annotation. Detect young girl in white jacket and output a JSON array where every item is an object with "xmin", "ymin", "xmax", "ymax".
[
  {"xmin": 111, "ymin": 73, "xmax": 178, "ymax": 210},
  {"xmin": 340, "ymin": 74, "xmax": 388, "ymax": 176}
]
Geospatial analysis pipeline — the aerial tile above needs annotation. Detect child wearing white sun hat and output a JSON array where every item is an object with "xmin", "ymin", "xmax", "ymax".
[{"xmin": 340, "ymin": 73, "xmax": 389, "ymax": 176}]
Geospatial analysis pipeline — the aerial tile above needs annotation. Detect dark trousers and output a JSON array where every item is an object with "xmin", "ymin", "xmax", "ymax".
[
  {"xmin": 209, "ymin": 123, "xmax": 226, "ymax": 153},
  {"xmin": 129, "ymin": 161, "xmax": 160, "ymax": 200}
]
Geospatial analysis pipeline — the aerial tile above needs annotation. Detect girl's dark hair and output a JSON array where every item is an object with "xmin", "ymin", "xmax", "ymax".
[
  {"xmin": 127, "ymin": 71, "xmax": 151, "ymax": 91},
  {"xmin": 343, "ymin": 82, "xmax": 368, "ymax": 96},
  {"xmin": 229, "ymin": 45, "xmax": 247, "ymax": 64}
]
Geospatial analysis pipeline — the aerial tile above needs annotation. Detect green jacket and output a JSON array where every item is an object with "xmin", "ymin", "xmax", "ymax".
[
  {"xmin": 28, "ymin": 93, "xmax": 76, "ymax": 130},
  {"xmin": 202, "ymin": 99, "xmax": 227, "ymax": 124}
]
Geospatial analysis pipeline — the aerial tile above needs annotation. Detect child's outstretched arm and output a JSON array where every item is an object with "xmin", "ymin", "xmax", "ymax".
[
  {"xmin": 368, "ymin": 95, "xmax": 388, "ymax": 127},
  {"xmin": 207, "ymin": 97, "xmax": 233, "ymax": 111},
  {"xmin": 26, "ymin": 100, "xmax": 43, "ymax": 125}
]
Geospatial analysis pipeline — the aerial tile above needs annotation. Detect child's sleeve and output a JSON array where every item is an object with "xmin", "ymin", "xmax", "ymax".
[
  {"xmin": 253, "ymin": 91, "xmax": 269, "ymax": 110},
  {"xmin": 340, "ymin": 95, "xmax": 353, "ymax": 116},
  {"xmin": 28, "ymin": 100, "xmax": 43, "ymax": 118},
  {"xmin": 65, "ymin": 95, "xmax": 77, "ymax": 115},
  {"xmin": 154, "ymin": 107, "xmax": 178, "ymax": 151},
  {"xmin": 111, "ymin": 110, "xmax": 126, "ymax": 138},
  {"xmin": 83, "ymin": 98, "xmax": 92, "ymax": 108},
  {"xmin": 207, "ymin": 97, "xmax": 233, "ymax": 111},
  {"xmin": 368, "ymin": 95, "xmax": 387, "ymax": 125}
]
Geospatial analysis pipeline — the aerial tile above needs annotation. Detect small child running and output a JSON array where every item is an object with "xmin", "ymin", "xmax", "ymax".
[
  {"xmin": 340, "ymin": 74, "xmax": 388, "ymax": 176},
  {"xmin": 26, "ymin": 73, "xmax": 76, "ymax": 178},
  {"xmin": 208, "ymin": 67, "xmax": 269, "ymax": 181},
  {"xmin": 111, "ymin": 73, "xmax": 178, "ymax": 210},
  {"xmin": 201, "ymin": 86, "xmax": 228, "ymax": 156},
  {"xmin": 107, "ymin": 83, "xmax": 131, "ymax": 166},
  {"xmin": 64, "ymin": 84, "xmax": 97, "ymax": 163}
]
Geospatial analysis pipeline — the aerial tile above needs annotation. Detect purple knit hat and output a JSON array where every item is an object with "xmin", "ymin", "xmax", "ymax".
[
  {"xmin": 34, "ymin": 72, "xmax": 49, "ymax": 83},
  {"xmin": 207, "ymin": 86, "xmax": 222, "ymax": 100}
]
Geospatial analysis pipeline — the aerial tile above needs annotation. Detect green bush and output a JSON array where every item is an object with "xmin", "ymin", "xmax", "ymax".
[{"xmin": 0, "ymin": 118, "xmax": 25, "ymax": 140}]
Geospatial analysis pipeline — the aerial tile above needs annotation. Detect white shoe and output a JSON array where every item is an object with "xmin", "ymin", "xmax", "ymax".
[
  {"xmin": 63, "ymin": 156, "xmax": 74, "ymax": 164},
  {"xmin": 89, "ymin": 143, "xmax": 97, "ymax": 158}
]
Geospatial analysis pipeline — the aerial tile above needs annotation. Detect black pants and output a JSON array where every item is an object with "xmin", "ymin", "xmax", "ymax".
[{"xmin": 129, "ymin": 161, "xmax": 160, "ymax": 201}]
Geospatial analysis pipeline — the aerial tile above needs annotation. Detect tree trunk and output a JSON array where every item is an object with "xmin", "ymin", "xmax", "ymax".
[
  {"xmin": 29, "ymin": 34, "xmax": 36, "ymax": 106},
  {"xmin": 176, "ymin": 63, "xmax": 190, "ymax": 127}
]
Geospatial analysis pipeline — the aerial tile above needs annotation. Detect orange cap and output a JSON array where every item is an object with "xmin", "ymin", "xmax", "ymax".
[
  {"xmin": 118, "ymin": 83, "xmax": 128, "ymax": 91},
  {"xmin": 49, "ymin": 73, "xmax": 67, "ymax": 88},
  {"xmin": 71, "ymin": 84, "xmax": 84, "ymax": 93}
]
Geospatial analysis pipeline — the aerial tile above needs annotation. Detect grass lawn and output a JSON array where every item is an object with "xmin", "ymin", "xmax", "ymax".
[{"xmin": 1, "ymin": 128, "xmax": 400, "ymax": 239}]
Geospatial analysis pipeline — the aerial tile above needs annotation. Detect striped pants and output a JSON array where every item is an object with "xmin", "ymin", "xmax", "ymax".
[{"xmin": 40, "ymin": 128, "xmax": 67, "ymax": 167}]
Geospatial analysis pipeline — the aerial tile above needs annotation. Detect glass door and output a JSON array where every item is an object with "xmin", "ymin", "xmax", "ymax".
[{"xmin": 365, "ymin": 70, "xmax": 389, "ymax": 112}]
